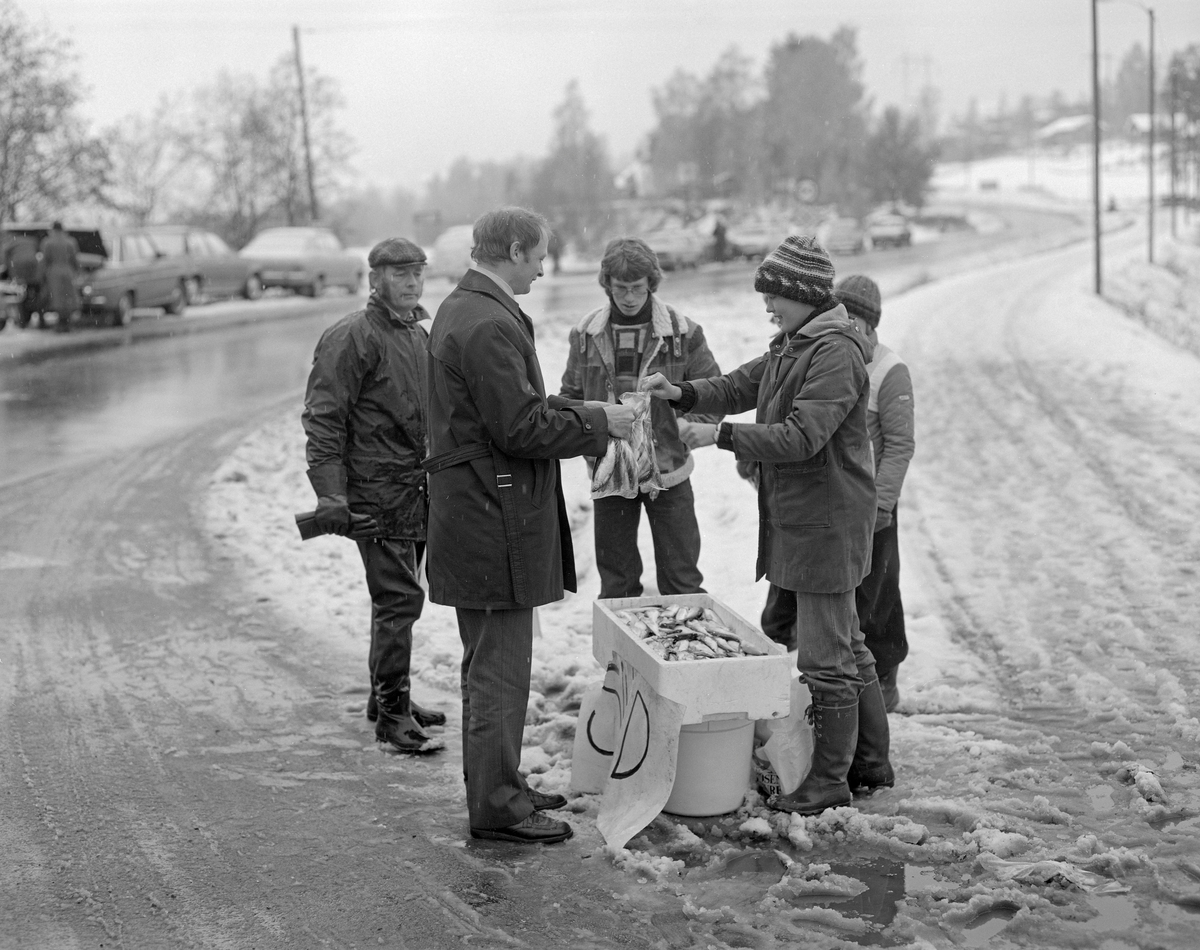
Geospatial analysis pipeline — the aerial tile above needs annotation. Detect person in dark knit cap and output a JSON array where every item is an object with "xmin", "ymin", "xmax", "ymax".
[
  {"xmin": 641, "ymin": 234, "xmax": 893, "ymax": 816},
  {"xmin": 302, "ymin": 235, "xmax": 447, "ymax": 754},
  {"xmin": 837, "ymin": 275, "xmax": 913, "ymax": 716}
]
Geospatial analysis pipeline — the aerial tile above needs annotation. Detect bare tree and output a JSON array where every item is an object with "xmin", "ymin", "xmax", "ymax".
[
  {"xmin": 182, "ymin": 55, "xmax": 352, "ymax": 247},
  {"xmin": 863, "ymin": 106, "xmax": 939, "ymax": 208},
  {"xmin": 0, "ymin": 1, "xmax": 108, "ymax": 221},
  {"xmin": 101, "ymin": 96, "xmax": 192, "ymax": 224},
  {"xmin": 528, "ymin": 80, "xmax": 613, "ymax": 250}
]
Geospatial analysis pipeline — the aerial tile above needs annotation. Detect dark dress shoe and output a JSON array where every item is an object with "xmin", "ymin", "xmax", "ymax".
[
  {"xmin": 527, "ymin": 789, "xmax": 567, "ymax": 811},
  {"xmin": 471, "ymin": 811, "xmax": 573, "ymax": 844},
  {"xmin": 367, "ymin": 692, "xmax": 446, "ymax": 728}
]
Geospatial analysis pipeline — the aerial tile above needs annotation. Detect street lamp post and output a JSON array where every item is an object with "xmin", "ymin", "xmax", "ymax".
[
  {"xmin": 1147, "ymin": 6, "xmax": 1155, "ymax": 264},
  {"xmin": 1092, "ymin": 0, "xmax": 1103, "ymax": 294},
  {"xmin": 1100, "ymin": 0, "xmax": 1157, "ymax": 264}
]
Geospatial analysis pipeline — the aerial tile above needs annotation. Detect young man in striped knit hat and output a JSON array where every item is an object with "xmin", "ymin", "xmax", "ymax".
[{"xmin": 642, "ymin": 235, "xmax": 893, "ymax": 815}]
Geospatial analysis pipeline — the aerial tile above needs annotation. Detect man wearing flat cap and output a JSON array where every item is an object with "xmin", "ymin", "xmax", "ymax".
[{"xmin": 302, "ymin": 236, "xmax": 447, "ymax": 754}]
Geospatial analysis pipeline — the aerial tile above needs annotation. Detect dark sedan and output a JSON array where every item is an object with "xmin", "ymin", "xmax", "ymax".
[
  {"xmin": 240, "ymin": 227, "xmax": 362, "ymax": 297},
  {"xmin": 142, "ymin": 225, "xmax": 263, "ymax": 304}
]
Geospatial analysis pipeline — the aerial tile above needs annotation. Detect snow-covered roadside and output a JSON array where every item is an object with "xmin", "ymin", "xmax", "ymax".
[
  {"xmin": 205, "ymin": 222, "xmax": 1200, "ymax": 947},
  {"xmin": 1107, "ymin": 237, "xmax": 1200, "ymax": 359}
]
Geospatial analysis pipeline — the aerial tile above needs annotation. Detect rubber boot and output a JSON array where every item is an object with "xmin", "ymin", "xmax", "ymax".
[
  {"xmin": 847, "ymin": 677, "xmax": 895, "ymax": 792},
  {"xmin": 768, "ymin": 697, "xmax": 858, "ymax": 815},
  {"xmin": 375, "ymin": 689, "xmax": 444, "ymax": 754},
  {"xmin": 366, "ymin": 690, "xmax": 446, "ymax": 728}
]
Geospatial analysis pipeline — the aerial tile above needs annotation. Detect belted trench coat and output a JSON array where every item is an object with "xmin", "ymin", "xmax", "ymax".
[{"xmin": 425, "ymin": 269, "xmax": 608, "ymax": 610}]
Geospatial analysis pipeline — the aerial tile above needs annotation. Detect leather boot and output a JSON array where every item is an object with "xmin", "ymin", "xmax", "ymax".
[
  {"xmin": 375, "ymin": 690, "xmax": 444, "ymax": 754},
  {"xmin": 848, "ymin": 677, "xmax": 895, "ymax": 792},
  {"xmin": 366, "ymin": 690, "xmax": 446, "ymax": 728},
  {"xmin": 768, "ymin": 696, "xmax": 857, "ymax": 815}
]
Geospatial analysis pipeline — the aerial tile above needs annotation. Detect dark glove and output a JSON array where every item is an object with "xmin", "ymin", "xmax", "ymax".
[
  {"xmin": 313, "ymin": 495, "xmax": 352, "ymax": 536},
  {"xmin": 346, "ymin": 511, "xmax": 381, "ymax": 540},
  {"xmin": 874, "ymin": 507, "xmax": 892, "ymax": 532},
  {"xmin": 735, "ymin": 459, "xmax": 760, "ymax": 490}
]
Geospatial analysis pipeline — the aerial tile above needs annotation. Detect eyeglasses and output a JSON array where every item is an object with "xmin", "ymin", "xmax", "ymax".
[{"xmin": 611, "ymin": 284, "xmax": 648, "ymax": 300}]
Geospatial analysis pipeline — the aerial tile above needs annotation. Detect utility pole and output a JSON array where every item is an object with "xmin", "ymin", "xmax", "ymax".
[
  {"xmin": 1091, "ymin": 0, "xmax": 1103, "ymax": 294},
  {"xmin": 1147, "ymin": 6, "xmax": 1155, "ymax": 264},
  {"xmin": 292, "ymin": 25, "xmax": 319, "ymax": 222},
  {"xmin": 1169, "ymin": 65, "xmax": 1177, "ymax": 239}
]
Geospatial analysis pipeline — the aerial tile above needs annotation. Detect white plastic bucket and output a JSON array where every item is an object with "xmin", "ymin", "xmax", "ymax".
[{"xmin": 663, "ymin": 718, "xmax": 754, "ymax": 816}]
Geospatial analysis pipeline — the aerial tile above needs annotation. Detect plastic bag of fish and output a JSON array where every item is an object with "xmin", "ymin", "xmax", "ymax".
[
  {"xmin": 591, "ymin": 391, "xmax": 665, "ymax": 501},
  {"xmin": 613, "ymin": 603, "xmax": 770, "ymax": 662}
]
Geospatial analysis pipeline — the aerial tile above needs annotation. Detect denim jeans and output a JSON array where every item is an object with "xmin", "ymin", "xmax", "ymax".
[
  {"xmin": 593, "ymin": 478, "xmax": 705, "ymax": 599},
  {"xmin": 791, "ymin": 589, "xmax": 876, "ymax": 705}
]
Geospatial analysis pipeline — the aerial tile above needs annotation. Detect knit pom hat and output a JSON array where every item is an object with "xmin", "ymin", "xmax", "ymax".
[
  {"xmin": 753, "ymin": 235, "xmax": 835, "ymax": 305},
  {"xmin": 835, "ymin": 274, "xmax": 882, "ymax": 328}
]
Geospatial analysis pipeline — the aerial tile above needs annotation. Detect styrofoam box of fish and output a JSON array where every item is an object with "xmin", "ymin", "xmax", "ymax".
[{"xmin": 593, "ymin": 594, "xmax": 792, "ymax": 725}]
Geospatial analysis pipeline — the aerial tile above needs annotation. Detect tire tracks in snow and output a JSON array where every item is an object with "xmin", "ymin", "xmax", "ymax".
[{"xmin": 894, "ymin": 234, "xmax": 1200, "ymax": 811}]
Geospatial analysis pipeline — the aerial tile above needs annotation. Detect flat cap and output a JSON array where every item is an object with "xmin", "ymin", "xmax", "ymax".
[{"xmin": 368, "ymin": 237, "xmax": 427, "ymax": 268}]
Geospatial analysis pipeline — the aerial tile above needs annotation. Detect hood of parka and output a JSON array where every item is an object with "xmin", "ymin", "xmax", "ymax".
[{"xmin": 773, "ymin": 301, "xmax": 875, "ymax": 364}]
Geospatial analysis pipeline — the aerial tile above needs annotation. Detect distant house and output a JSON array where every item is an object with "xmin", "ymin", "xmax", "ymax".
[
  {"xmin": 1125, "ymin": 113, "xmax": 1195, "ymax": 137},
  {"xmin": 1034, "ymin": 115, "xmax": 1099, "ymax": 147}
]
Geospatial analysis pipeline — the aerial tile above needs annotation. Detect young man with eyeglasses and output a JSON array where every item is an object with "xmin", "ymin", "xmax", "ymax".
[{"xmin": 559, "ymin": 236, "xmax": 723, "ymax": 599}]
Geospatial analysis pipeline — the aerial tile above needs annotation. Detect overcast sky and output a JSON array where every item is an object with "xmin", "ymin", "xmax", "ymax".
[{"xmin": 22, "ymin": 0, "xmax": 1200, "ymax": 192}]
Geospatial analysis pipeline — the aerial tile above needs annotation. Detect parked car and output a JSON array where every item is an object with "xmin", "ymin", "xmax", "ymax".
[
  {"xmin": 646, "ymin": 226, "xmax": 707, "ymax": 270},
  {"xmin": 725, "ymin": 222, "xmax": 785, "ymax": 261},
  {"xmin": 819, "ymin": 217, "xmax": 871, "ymax": 255},
  {"xmin": 427, "ymin": 224, "xmax": 475, "ymax": 281},
  {"xmin": 142, "ymin": 225, "xmax": 263, "ymax": 304},
  {"xmin": 0, "ymin": 223, "xmax": 191, "ymax": 326},
  {"xmin": 240, "ymin": 226, "xmax": 362, "ymax": 297},
  {"xmin": 865, "ymin": 211, "xmax": 912, "ymax": 249}
]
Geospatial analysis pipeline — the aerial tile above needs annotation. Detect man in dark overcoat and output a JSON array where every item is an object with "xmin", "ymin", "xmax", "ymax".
[
  {"xmin": 39, "ymin": 222, "xmax": 80, "ymax": 333},
  {"xmin": 302, "ymin": 237, "xmax": 447, "ymax": 754},
  {"xmin": 424, "ymin": 207, "xmax": 634, "ymax": 844}
]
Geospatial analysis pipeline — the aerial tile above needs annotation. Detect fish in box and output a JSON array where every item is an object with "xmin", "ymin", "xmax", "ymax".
[{"xmin": 593, "ymin": 594, "xmax": 792, "ymax": 725}]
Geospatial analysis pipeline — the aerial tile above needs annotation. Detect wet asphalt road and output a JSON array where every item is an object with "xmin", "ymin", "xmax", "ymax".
[
  {"xmin": 0, "ymin": 209, "xmax": 1091, "ymax": 948},
  {"xmin": 0, "ymin": 202, "xmax": 1079, "ymax": 488}
]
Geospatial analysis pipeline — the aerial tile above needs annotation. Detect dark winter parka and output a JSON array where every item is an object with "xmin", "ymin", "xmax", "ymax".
[
  {"xmin": 425, "ymin": 269, "xmax": 609, "ymax": 610},
  {"xmin": 559, "ymin": 297, "xmax": 722, "ymax": 486},
  {"xmin": 302, "ymin": 297, "xmax": 429, "ymax": 540},
  {"xmin": 679, "ymin": 302, "xmax": 876, "ymax": 593}
]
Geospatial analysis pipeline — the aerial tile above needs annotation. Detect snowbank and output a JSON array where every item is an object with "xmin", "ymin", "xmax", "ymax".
[{"xmin": 204, "ymin": 223, "xmax": 1200, "ymax": 947}]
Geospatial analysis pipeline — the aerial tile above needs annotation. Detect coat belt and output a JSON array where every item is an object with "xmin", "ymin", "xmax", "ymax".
[{"xmin": 422, "ymin": 442, "xmax": 529, "ymax": 605}]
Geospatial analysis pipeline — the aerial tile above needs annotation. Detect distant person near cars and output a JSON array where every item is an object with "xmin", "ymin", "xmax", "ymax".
[
  {"xmin": 559, "ymin": 236, "xmax": 722, "ymax": 599},
  {"xmin": 3, "ymin": 234, "xmax": 41, "ymax": 328},
  {"xmin": 712, "ymin": 219, "xmax": 728, "ymax": 263},
  {"xmin": 301, "ymin": 237, "xmax": 447, "ymax": 755},
  {"xmin": 39, "ymin": 222, "xmax": 80, "ymax": 333}
]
